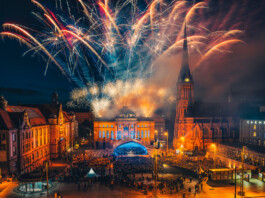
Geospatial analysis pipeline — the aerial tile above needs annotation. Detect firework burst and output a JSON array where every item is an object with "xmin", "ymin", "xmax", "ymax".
[{"xmin": 1, "ymin": 0, "xmax": 250, "ymax": 116}]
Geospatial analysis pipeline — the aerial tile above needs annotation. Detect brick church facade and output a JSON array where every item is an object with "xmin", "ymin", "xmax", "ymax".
[{"xmin": 173, "ymin": 24, "xmax": 238, "ymax": 152}]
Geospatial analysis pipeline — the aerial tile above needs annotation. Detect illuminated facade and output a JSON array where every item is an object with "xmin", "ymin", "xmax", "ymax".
[
  {"xmin": 240, "ymin": 119, "xmax": 265, "ymax": 147},
  {"xmin": 173, "ymin": 24, "xmax": 237, "ymax": 151},
  {"xmin": 0, "ymin": 93, "xmax": 77, "ymax": 174},
  {"xmin": 94, "ymin": 106, "xmax": 155, "ymax": 148}
]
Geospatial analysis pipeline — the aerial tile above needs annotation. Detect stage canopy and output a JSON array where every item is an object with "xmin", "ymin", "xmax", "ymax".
[{"xmin": 113, "ymin": 141, "xmax": 148, "ymax": 156}]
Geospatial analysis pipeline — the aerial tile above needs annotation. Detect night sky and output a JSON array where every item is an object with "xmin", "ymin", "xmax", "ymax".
[
  {"xmin": 0, "ymin": 0, "xmax": 72, "ymax": 105},
  {"xmin": 1, "ymin": 0, "xmax": 265, "ymax": 106}
]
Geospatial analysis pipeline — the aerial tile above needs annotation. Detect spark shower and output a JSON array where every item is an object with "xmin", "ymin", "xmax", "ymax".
[{"xmin": 1, "ymin": 0, "xmax": 246, "ymax": 117}]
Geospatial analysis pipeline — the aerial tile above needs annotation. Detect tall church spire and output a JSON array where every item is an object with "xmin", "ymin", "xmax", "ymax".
[{"xmin": 179, "ymin": 21, "xmax": 192, "ymax": 83}]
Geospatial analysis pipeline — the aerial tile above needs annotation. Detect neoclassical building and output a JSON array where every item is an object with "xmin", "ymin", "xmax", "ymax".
[
  {"xmin": 0, "ymin": 93, "xmax": 78, "ymax": 175},
  {"xmin": 94, "ymin": 106, "xmax": 155, "ymax": 148},
  {"xmin": 173, "ymin": 24, "xmax": 238, "ymax": 152}
]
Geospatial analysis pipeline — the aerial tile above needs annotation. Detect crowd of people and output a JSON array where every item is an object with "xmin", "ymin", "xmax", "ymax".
[
  {"xmin": 113, "ymin": 157, "xmax": 155, "ymax": 174},
  {"xmin": 161, "ymin": 155, "xmax": 226, "ymax": 173}
]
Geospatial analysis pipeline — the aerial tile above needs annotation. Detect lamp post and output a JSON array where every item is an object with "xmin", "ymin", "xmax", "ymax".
[
  {"xmin": 211, "ymin": 144, "xmax": 216, "ymax": 169},
  {"xmin": 238, "ymin": 146, "xmax": 245, "ymax": 196},
  {"xmin": 154, "ymin": 140, "xmax": 160, "ymax": 198},
  {"xmin": 164, "ymin": 132, "xmax": 168, "ymax": 156}
]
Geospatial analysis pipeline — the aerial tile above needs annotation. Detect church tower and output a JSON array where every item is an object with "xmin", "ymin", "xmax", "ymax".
[{"xmin": 173, "ymin": 22, "xmax": 194, "ymax": 149}]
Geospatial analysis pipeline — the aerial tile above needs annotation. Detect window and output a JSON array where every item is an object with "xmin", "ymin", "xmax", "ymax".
[
  {"xmin": 142, "ymin": 125, "xmax": 143, "ymax": 127},
  {"xmin": 107, "ymin": 125, "xmax": 109, "ymax": 128},
  {"xmin": 99, "ymin": 130, "xmax": 101, "ymax": 138},
  {"xmin": 0, "ymin": 145, "xmax": 5, "ymax": 150},
  {"xmin": 103, "ymin": 125, "xmax": 104, "ymax": 128},
  {"xmin": 12, "ymin": 133, "xmax": 16, "ymax": 142},
  {"xmin": 137, "ymin": 131, "xmax": 140, "ymax": 139},
  {"xmin": 1, "ymin": 133, "xmax": 5, "ymax": 140},
  {"xmin": 138, "ymin": 125, "xmax": 139, "ymax": 128},
  {"xmin": 103, "ymin": 131, "xmax": 105, "ymax": 138},
  {"xmin": 111, "ymin": 131, "xmax": 114, "ymax": 140},
  {"xmin": 119, "ymin": 125, "xmax": 121, "ymax": 128},
  {"xmin": 145, "ymin": 130, "xmax": 147, "ymax": 138},
  {"xmin": 106, "ymin": 131, "xmax": 109, "ymax": 138},
  {"xmin": 131, "ymin": 125, "xmax": 133, "ymax": 128},
  {"xmin": 13, "ymin": 146, "xmax": 16, "ymax": 156},
  {"xmin": 111, "ymin": 125, "xmax": 113, "ymax": 128},
  {"xmin": 148, "ymin": 130, "xmax": 150, "ymax": 138},
  {"xmin": 254, "ymin": 125, "xmax": 256, "ymax": 130},
  {"xmin": 141, "ymin": 130, "xmax": 143, "ymax": 138},
  {"xmin": 253, "ymin": 132, "xmax": 256, "ymax": 137}
]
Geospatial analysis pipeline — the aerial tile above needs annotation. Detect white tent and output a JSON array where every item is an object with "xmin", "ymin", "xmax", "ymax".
[{"xmin": 85, "ymin": 168, "xmax": 97, "ymax": 178}]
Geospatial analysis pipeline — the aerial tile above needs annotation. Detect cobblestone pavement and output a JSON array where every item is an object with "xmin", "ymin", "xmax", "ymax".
[{"xmin": 4, "ymin": 177, "xmax": 265, "ymax": 198}]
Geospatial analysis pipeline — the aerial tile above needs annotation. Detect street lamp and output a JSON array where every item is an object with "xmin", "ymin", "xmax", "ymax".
[
  {"xmin": 180, "ymin": 136, "xmax": 185, "ymax": 142},
  {"xmin": 164, "ymin": 132, "xmax": 168, "ymax": 156},
  {"xmin": 211, "ymin": 144, "xmax": 216, "ymax": 169}
]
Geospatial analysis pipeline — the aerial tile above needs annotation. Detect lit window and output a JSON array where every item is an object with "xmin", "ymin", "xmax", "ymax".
[
  {"xmin": 259, "ymin": 121, "xmax": 262, "ymax": 124},
  {"xmin": 251, "ymin": 121, "xmax": 253, "ymax": 124},
  {"xmin": 254, "ymin": 125, "xmax": 256, "ymax": 130},
  {"xmin": 253, "ymin": 132, "xmax": 256, "ymax": 137},
  {"xmin": 12, "ymin": 134, "xmax": 16, "ymax": 142},
  {"xmin": 247, "ymin": 120, "xmax": 249, "ymax": 124},
  {"xmin": 184, "ymin": 78, "xmax": 190, "ymax": 82},
  {"xmin": 255, "ymin": 121, "xmax": 257, "ymax": 124}
]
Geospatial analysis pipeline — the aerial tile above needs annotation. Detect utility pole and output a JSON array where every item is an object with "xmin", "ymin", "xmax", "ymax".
[
  {"xmin": 235, "ymin": 166, "xmax": 236, "ymax": 198},
  {"xmin": 46, "ymin": 161, "xmax": 49, "ymax": 198}
]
